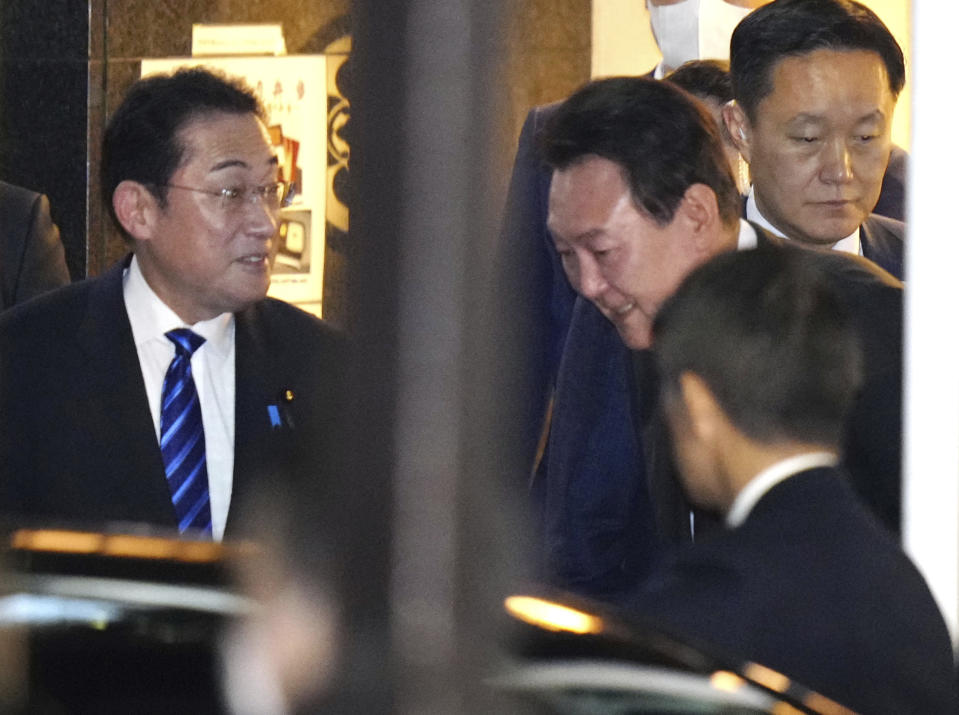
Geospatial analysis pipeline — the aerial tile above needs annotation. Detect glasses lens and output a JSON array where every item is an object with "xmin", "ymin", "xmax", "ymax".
[
  {"xmin": 214, "ymin": 187, "xmax": 245, "ymax": 212},
  {"xmin": 258, "ymin": 182, "xmax": 284, "ymax": 209}
]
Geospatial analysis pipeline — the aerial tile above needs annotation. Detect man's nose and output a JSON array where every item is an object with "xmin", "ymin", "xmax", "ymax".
[
  {"xmin": 820, "ymin": 139, "xmax": 854, "ymax": 184},
  {"xmin": 577, "ymin": 258, "xmax": 608, "ymax": 301},
  {"xmin": 243, "ymin": 196, "xmax": 280, "ymax": 237}
]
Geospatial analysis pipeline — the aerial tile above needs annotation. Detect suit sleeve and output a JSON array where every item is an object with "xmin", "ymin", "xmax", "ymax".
[
  {"xmin": 14, "ymin": 193, "xmax": 70, "ymax": 304},
  {"xmin": 491, "ymin": 106, "xmax": 578, "ymax": 475}
]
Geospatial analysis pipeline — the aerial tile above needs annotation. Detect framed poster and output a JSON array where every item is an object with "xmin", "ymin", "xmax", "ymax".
[{"xmin": 141, "ymin": 55, "xmax": 328, "ymax": 316}]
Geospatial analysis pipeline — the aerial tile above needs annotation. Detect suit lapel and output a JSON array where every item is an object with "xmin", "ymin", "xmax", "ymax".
[
  {"xmin": 74, "ymin": 257, "xmax": 177, "ymax": 525},
  {"xmin": 229, "ymin": 306, "xmax": 274, "ymax": 531},
  {"xmin": 0, "ymin": 183, "xmax": 33, "ymax": 309},
  {"xmin": 749, "ymin": 222, "xmax": 786, "ymax": 250},
  {"xmin": 860, "ymin": 216, "xmax": 904, "ymax": 280}
]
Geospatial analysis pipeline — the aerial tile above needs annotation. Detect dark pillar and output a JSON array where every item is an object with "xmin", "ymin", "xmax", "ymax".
[{"xmin": 0, "ymin": 1, "xmax": 92, "ymax": 280}]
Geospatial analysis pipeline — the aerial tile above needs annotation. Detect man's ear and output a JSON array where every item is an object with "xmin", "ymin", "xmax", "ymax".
[
  {"xmin": 112, "ymin": 180, "xmax": 160, "ymax": 242},
  {"xmin": 678, "ymin": 371, "xmax": 725, "ymax": 444},
  {"xmin": 678, "ymin": 183, "xmax": 722, "ymax": 252},
  {"xmin": 722, "ymin": 100, "xmax": 753, "ymax": 164}
]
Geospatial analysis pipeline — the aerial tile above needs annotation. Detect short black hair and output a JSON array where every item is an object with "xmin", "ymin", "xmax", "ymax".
[
  {"xmin": 653, "ymin": 245, "xmax": 863, "ymax": 446},
  {"xmin": 540, "ymin": 77, "xmax": 741, "ymax": 228},
  {"xmin": 731, "ymin": 0, "xmax": 905, "ymax": 121},
  {"xmin": 103, "ymin": 66, "xmax": 266, "ymax": 220},
  {"xmin": 666, "ymin": 59, "xmax": 733, "ymax": 105}
]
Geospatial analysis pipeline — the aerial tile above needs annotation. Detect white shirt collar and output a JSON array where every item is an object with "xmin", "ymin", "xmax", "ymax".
[
  {"xmin": 725, "ymin": 451, "xmax": 839, "ymax": 528},
  {"xmin": 745, "ymin": 186, "xmax": 861, "ymax": 256},
  {"xmin": 736, "ymin": 218, "xmax": 758, "ymax": 250},
  {"xmin": 123, "ymin": 254, "xmax": 234, "ymax": 357}
]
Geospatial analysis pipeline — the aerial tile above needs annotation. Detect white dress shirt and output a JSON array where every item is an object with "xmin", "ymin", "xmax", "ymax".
[
  {"xmin": 725, "ymin": 452, "xmax": 839, "ymax": 528},
  {"xmin": 123, "ymin": 255, "xmax": 236, "ymax": 540},
  {"xmin": 736, "ymin": 217, "xmax": 758, "ymax": 250},
  {"xmin": 745, "ymin": 187, "xmax": 861, "ymax": 256}
]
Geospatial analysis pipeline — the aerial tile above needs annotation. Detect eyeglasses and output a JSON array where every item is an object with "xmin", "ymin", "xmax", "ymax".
[{"xmin": 159, "ymin": 180, "xmax": 293, "ymax": 212}]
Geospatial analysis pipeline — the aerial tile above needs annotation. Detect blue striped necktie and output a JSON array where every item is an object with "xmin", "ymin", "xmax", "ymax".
[{"xmin": 160, "ymin": 328, "xmax": 212, "ymax": 536}]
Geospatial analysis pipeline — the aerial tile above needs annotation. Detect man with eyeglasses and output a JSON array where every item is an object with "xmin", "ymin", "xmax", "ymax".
[{"xmin": 0, "ymin": 67, "xmax": 349, "ymax": 540}]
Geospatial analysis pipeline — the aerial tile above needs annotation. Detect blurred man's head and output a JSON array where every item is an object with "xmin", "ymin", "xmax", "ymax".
[
  {"xmin": 652, "ymin": 246, "xmax": 863, "ymax": 512},
  {"xmin": 542, "ymin": 77, "xmax": 740, "ymax": 349},
  {"xmin": 646, "ymin": 0, "xmax": 770, "ymax": 72},
  {"xmin": 723, "ymin": 0, "xmax": 905, "ymax": 247}
]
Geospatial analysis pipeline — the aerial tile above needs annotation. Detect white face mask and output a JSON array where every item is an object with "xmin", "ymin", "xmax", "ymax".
[{"xmin": 648, "ymin": 0, "xmax": 754, "ymax": 72}]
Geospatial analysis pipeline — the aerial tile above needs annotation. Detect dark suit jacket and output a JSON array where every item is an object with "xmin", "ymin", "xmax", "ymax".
[
  {"xmin": 861, "ymin": 212, "xmax": 905, "ymax": 280},
  {"xmin": 0, "ymin": 256, "xmax": 349, "ymax": 538},
  {"xmin": 0, "ymin": 181, "xmax": 70, "ymax": 310},
  {"xmin": 626, "ymin": 467, "xmax": 956, "ymax": 715},
  {"xmin": 495, "ymin": 101, "xmax": 577, "ymax": 471},
  {"xmin": 873, "ymin": 144, "xmax": 908, "ymax": 222},
  {"xmin": 544, "ymin": 296, "xmax": 657, "ymax": 599},
  {"xmin": 638, "ymin": 228, "xmax": 905, "ymax": 540}
]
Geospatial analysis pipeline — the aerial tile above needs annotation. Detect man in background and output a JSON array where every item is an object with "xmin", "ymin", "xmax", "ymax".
[
  {"xmin": 0, "ymin": 180, "xmax": 69, "ymax": 310},
  {"xmin": 723, "ymin": 0, "xmax": 906, "ymax": 278},
  {"xmin": 720, "ymin": 0, "xmax": 908, "ymax": 530},
  {"xmin": 627, "ymin": 246, "xmax": 954, "ymax": 715}
]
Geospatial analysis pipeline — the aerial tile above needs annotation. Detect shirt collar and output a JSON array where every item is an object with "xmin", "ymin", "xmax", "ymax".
[
  {"xmin": 725, "ymin": 451, "xmax": 839, "ymax": 528},
  {"xmin": 123, "ymin": 254, "xmax": 234, "ymax": 357},
  {"xmin": 736, "ymin": 218, "xmax": 758, "ymax": 250},
  {"xmin": 745, "ymin": 186, "xmax": 861, "ymax": 256}
]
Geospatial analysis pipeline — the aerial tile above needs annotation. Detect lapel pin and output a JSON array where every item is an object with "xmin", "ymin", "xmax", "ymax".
[{"xmin": 266, "ymin": 388, "xmax": 296, "ymax": 431}]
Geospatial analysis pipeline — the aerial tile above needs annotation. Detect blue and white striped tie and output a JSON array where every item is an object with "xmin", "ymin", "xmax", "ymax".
[{"xmin": 160, "ymin": 328, "xmax": 212, "ymax": 536}]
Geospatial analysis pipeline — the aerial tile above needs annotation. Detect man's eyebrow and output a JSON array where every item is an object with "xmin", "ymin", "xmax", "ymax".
[
  {"xmin": 209, "ymin": 155, "xmax": 279, "ymax": 172},
  {"xmin": 853, "ymin": 109, "xmax": 887, "ymax": 125},
  {"xmin": 552, "ymin": 227, "xmax": 604, "ymax": 246},
  {"xmin": 786, "ymin": 113, "xmax": 826, "ymax": 125},
  {"xmin": 788, "ymin": 109, "xmax": 886, "ymax": 125}
]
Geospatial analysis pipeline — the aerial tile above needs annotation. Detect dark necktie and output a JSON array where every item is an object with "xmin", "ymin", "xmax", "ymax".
[{"xmin": 160, "ymin": 328, "xmax": 212, "ymax": 536}]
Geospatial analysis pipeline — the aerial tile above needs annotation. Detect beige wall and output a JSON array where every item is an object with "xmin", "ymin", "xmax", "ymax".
[
  {"xmin": 864, "ymin": 0, "xmax": 910, "ymax": 150},
  {"xmin": 591, "ymin": 0, "xmax": 911, "ymax": 149}
]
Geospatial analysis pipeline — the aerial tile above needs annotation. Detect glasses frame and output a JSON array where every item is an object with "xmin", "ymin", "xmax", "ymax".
[{"xmin": 156, "ymin": 180, "xmax": 293, "ymax": 211}]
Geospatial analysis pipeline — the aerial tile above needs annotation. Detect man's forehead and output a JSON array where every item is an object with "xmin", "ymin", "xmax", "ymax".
[
  {"xmin": 547, "ymin": 157, "xmax": 633, "ymax": 235},
  {"xmin": 769, "ymin": 49, "xmax": 890, "ymax": 93},
  {"xmin": 756, "ymin": 49, "xmax": 895, "ymax": 118},
  {"xmin": 174, "ymin": 111, "xmax": 273, "ymax": 171}
]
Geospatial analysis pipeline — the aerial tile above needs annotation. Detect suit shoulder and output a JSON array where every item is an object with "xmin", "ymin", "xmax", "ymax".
[
  {"xmin": 0, "ymin": 180, "xmax": 39, "ymax": 206},
  {"xmin": 251, "ymin": 298, "xmax": 348, "ymax": 347},
  {"xmin": 863, "ymin": 213, "xmax": 905, "ymax": 239},
  {"xmin": 753, "ymin": 233, "xmax": 902, "ymax": 290},
  {"xmin": 0, "ymin": 278, "xmax": 92, "ymax": 338}
]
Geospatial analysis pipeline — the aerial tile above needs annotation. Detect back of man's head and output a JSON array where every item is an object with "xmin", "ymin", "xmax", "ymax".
[
  {"xmin": 103, "ymin": 66, "xmax": 266, "ymax": 221},
  {"xmin": 540, "ymin": 76, "xmax": 741, "ymax": 229},
  {"xmin": 666, "ymin": 59, "xmax": 733, "ymax": 106},
  {"xmin": 653, "ymin": 246, "xmax": 863, "ymax": 446},
  {"xmin": 730, "ymin": 0, "xmax": 905, "ymax": 121}
]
